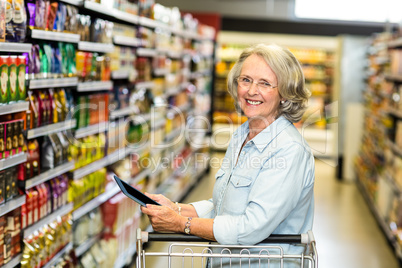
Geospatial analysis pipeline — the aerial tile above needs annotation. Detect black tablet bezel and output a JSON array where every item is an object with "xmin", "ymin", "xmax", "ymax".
[{"xmin": 113, "ymin": 175, "xmax": 161, "ymax": 207}]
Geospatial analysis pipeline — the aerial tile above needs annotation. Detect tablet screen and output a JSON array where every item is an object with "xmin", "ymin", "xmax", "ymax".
[{"xmin": 114, "ymin": 175, "xmax": 161, "ymax": 206}]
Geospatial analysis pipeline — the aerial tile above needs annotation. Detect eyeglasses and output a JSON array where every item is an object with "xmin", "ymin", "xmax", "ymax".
[{"xmin": 236, "ymin": 76, "xmax": 278, "ymax": 91}]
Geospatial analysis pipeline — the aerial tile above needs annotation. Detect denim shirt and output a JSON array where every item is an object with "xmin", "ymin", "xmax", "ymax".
[{"xmin": 191, "ymin": 116, "xmax": 315, "ymax": 247}]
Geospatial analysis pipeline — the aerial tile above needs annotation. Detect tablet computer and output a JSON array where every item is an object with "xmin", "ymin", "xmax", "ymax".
[{"xmin": 113, "ymin": 175, "xmax": 161, "ymax": 207}]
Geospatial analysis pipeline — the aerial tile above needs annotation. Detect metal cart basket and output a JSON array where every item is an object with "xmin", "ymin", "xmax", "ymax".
[{"xmin": 136, "ymin": 228, "xmax": 317, "ymax": 268}]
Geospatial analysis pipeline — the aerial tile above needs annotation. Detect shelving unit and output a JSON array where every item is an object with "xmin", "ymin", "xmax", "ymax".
[
  {"xmin": 0, "ymin": 102, "xmax": 29, "ymax": 115},
  {"xmin": 356, "ymin": 32, "xmax": 402, "ymax": 262},
  {"xmin": 0, "ymin": 195, "xmax": 25, "ymax": 217},
  {"xmin": 28, "ymin": 77, "xmax": 79, "ymax": 89},
  {"xmin": 77, "ymin": 81, "xmax": 113, "ymax": 92},
  {"xmin": 74, "ymin": 122, "xmax": 109, "ymax": 139},
  {"xmin": 2, "ymin": 254, "xmax": 22, "ymax": 268},
  {"xmin": 0, "ymin": 1, "xmax": 215, "ymax": 267},
  {"xmin": 25, "ymin": 161, "xmax": 75, "ymax": 190},
  {"xmin": 23, "ymin": 203, "xmax": 73, "ymax": 239},
  {"xmin": 0, "ymin": 153, "xmax": 27, "ymax": 171},
  {"xmin": 27, "ymin": 119, "xmax": 76, "ymax": 139}
]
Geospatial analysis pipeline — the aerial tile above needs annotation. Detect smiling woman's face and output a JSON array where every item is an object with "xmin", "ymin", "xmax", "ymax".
[{"xmin": 237, "ymin": 54, "xmax": 281, "ymax": 126}]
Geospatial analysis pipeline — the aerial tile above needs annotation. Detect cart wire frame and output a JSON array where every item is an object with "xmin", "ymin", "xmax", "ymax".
[{"xmin": 136, "ymin": 228, "xmax": 318, "ymax": 268}]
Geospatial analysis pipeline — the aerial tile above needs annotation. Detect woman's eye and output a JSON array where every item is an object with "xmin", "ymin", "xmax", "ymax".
[
  {"xmin": 241, "ymin": 77, "xmax": 251, "ymax": 83},
  {"xmin": 260, "ymin": 81, "xmax": 271, "ymax": 87}
]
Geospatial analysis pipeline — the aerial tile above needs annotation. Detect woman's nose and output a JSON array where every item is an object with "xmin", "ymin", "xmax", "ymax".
[{"xmin": 248, "ymin": 82, "xmax": 259, "ymax": 95}]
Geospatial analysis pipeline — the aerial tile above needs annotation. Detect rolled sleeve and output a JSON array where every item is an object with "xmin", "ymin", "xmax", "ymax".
[{"xmin": 190, "ymin": 199, "xmax": 215, "ymax": 218}]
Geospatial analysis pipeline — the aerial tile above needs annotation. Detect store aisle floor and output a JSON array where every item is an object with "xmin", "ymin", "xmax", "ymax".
[{"xmin": 140, "ymin": 153, "xmax": 400, "ymax": 268}]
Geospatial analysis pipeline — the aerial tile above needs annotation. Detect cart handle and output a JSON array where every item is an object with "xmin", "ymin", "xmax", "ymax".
[{"xmin": 138, "ymin": 229, "xmax": 315, "ymax": 245}]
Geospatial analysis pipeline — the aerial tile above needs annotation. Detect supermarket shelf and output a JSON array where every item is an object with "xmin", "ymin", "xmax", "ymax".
[
  {"xmin": 0, "ymin": 195, "xmax": 25, "ymax": 217},
  {"xmin": 72, "ymin": 184, "xmax": 119, "ymax": 221},
  {"xmin": 153, "ymin": 68, "xmax": 169, "ymax": 76},
  {"xmin": 24, "ymin": 203, "xmax": 73, "ymax": 239},
  {"xmin": 2, "ymin": 254, "xmax": 22, "ymax": 268},
  {"xmin": 356, "ymin": 178, "xmax": 402, "ymax": 259},
  {"xmin": 112, "ymin": 9, "xmax": 139, "ymax": 24},
  {"xmin": 83, "ymin": 1, "xmax": 111, "ymax": 16},
  {"xmin": 0, "ymin": 153, "xmax": 27, "ymax": 171},
  {"xmin": 75, "ymin": 233, "xmax": 102, "ymax": 257},
  {"xmin": 111, "ymin": 70, "xmax": 129, "ymax": 80},
  {"xmin": 114, "ymin": 243, "xmax": 136, "ymax": 268},
  {"xmin": 130, "ymin": 168, "xmax": 152, "ymax": 186},
  {"xmin": 138, "ymin": 16, "xmax": 160, "ymax": 29},
  {"xmin": 60, "ymin": 0, "xmax": 83, "ymax": 6},
  {"xmin": 0, "ymin": 101, "xmax": 29, "ymax": 115},
  {"xmin": 27, "ymin": 119, "xmax": 76, "ymax": 139},
  {"xmin": 388, "ymin": 107, "xmax": 402, "ymax": 119},
  {"xmin": 165, "ymin": 126, "xmax": 184, "ymax": 143},
  {"xmin": 0, "ymin": 42, "xmax": 31, "ymax": 53},
  {"xmin": 43, "ymin": 243, "xmax": 73, "ymax": 268},
  {"xmin": 152, "ymin": 118, "xmax": 166, "ymax": 130},
  {"xmin": 29, "ymin": 77, "xmax": 79, "ymax": 89},
  {"xmin": 164, "ymin": 87, "xmax": 182, "ymax": 98},
  {"xmin": 77, "ymin": 81, "xmax": 113, "ymax": 92},
  {"xmin": 113, "ymin": 36, "xmax": 143, "ymax": 47},
  {"xmin": 135, "ymin": 81, "xmax": 154, "ymax": 89},
  {"xmin": 388, "ymin": 38, "xmax": 402, "ymax": 48},
  {"xmin": 137, "ymin": 48, "xmax": 158, "ymax": 57},
  {"xmin": 84, "ymin": 1, "xmax": 139, "ymax": 24},
  {"xmin": 72, "ymin": 147, "xmax": 134, "ymax": 180},
  {"xmin": 388, "ymin": 140, "xmax": 402, "ymax": 157},
  {"xmin": 78, "ymin": 41, "xmax": 115, "ymax": 53},
  {"xmin": 385, "ymin": 73, "xmax": 402, "ymax": 83},
  {"xmin": 25, "ymin": 161, "xmax": 75, "ymax": 190},
  {"xmin": 74, "ymin": 122, "xmax": 108, "ymax": 139},
  {"xmin": 110, "ymin": 106, "xmax": 140, "ymax": 119},
  {"xmin": 30, "ymin": 29, "xmax": 80, "ymax": 43}
]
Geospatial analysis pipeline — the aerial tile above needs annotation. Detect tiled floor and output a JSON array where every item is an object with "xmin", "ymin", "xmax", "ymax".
[{"xmin": 141, "ymin": 153, "xmax": 400, "ymax": 267}]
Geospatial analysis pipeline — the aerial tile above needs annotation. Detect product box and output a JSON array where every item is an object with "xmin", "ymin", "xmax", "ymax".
[
  {"xmin": 16, "ymin": 55, "xmax": 25, "ymax": 101},
  {"xmin": 0, "ymin": 123, "xmax": 4, "ymax": 159},
  {"xmin": 4, "ymin": 168, "xmax": 12, "ymax": 201},
  {"xmin": 0, "ymin": 55, "xmax": 8, "ymax": 103},
  {"xmin": 7, "ymin": 56, "xmax": 17, "ymax": 102},
  {"xmin": 0, "ymin": 216, "xmax": 5, "ymax": 266},
  {"xmin": 0, "ymin": 170, "xmax": 4, "ymax": 204}
]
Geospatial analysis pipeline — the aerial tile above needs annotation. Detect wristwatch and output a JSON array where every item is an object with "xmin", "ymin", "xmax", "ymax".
[{"xmin": 184, "ymin": 217, "xmax": 192, "ymax": 234}]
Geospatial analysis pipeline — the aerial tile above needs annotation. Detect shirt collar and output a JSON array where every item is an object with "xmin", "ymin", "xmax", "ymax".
[{"xmin": 248, "ymin": 116, "xmax": 291, "ymax": 153}]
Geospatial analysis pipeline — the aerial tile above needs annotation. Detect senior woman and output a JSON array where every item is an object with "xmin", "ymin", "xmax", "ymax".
[{"xmin": 141, "ymin": 43, "xmax": 315, "ymax": 267}]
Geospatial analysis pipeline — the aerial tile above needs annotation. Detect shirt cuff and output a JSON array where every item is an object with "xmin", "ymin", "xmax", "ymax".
[
  {"xmin": 190, "ymin": 199, "xmax": 215, "ymax": 218},
  {"xmin": 213, "ymin": 215, "xmax": 239, "ymax": 244}
]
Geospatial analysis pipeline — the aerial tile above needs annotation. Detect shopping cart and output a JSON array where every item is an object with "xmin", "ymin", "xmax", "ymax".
[{"xmin": 136, "ymin": 228, "xmax": 317, "ymax": 268}]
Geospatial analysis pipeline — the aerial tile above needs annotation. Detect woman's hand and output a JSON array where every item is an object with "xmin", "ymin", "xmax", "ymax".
[
  {"xmin": 144, "ymin": 193, "xmax": 177, "ymax": 210},
  {"xmin": 141, "ymin": 204, "xmax": 184, "ymax": 233}
]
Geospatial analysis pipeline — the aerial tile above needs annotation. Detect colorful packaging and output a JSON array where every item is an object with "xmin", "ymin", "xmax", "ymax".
[
  {"xmin": 0, "ymin": 124, "xmax": 4, "ymax": 159},
  {"xmin": 0, "ymin": 0, "xmax": 5, "ymax": 42},
  {"xmin": 54, "ymin": 2, "xmax": 66, "ymax": 32},
  {"xmin": 26, "ymin": 0, "xmax": 35, "ymax": 28},
  {"xmin": 0, "ymin": 170, "xmax": 4, "ymax": 204},
  {"xmin": 35, "ymin": 0, "xmax": 46, "ymax": 29},
  {"xmin": 12, "ymin": 0, "xmax": 27, "ymax": 42},
  {"xmin": 27, "ymin": 91, "xmax": 39, "ymax": 129},
  {"xmin": 0, "ymin": 55, "xmax": 8, "ymax": 103},
  {"xmin": 66, "ymin": 43, "xmax": 76, "ymax": 76},
  {"xmin": 4, "ymin": 122, "xmax": 12, "ymax": 158},
  {"xmin": 16, "ymin": 55, "xmax": 25, "ymax": 101},
  {"xmin": 7, "ymin": 56, "xmax": 17, "ymax": 102},
  {"xmin": 17, "ymin": 120, "xmax": 23, "ymax": 153},
  {"xmin": 46, "ymin": 1, "xmax": 57, "ymax": 31},
  {"xmin": 5, "ymin": 0, "xmax": 13, "ymax": 41},
  {"xmin": 12, "ymin": 121, "xmax": 18, "ymax": 155}
]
